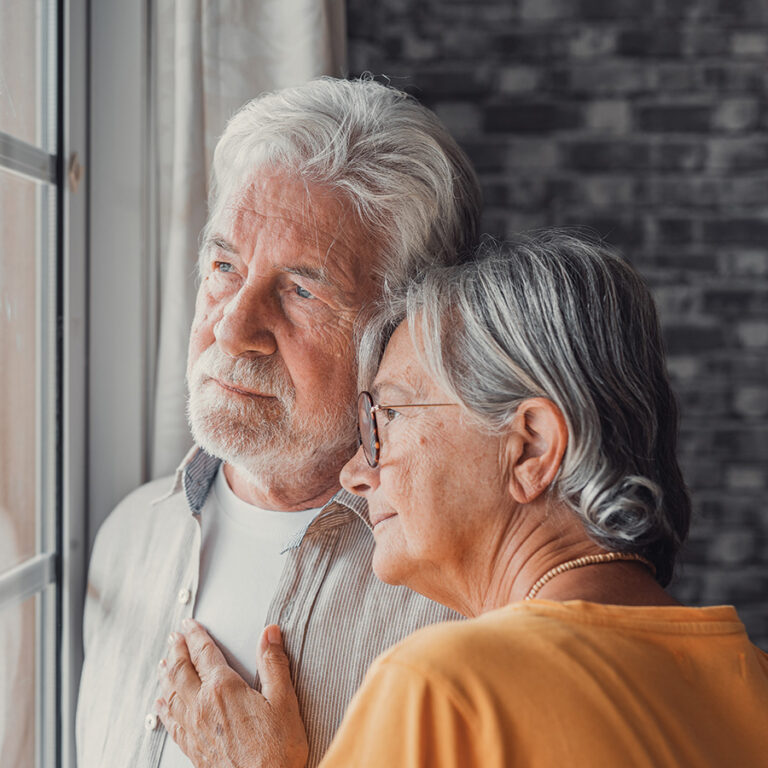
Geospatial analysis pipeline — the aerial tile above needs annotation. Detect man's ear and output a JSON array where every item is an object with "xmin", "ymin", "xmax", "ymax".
[{"xmin": 503, "ymin": 398, "xmax": 568, "ymax": 504}]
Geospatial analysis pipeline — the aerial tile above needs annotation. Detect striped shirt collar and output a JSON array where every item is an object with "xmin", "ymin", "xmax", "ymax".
[{"xmin": 174, "ymin": 446, "xmax": 372, "ymax": 550}]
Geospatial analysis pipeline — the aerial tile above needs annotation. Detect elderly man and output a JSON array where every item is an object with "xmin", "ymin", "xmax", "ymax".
[{"xmin": 76, "ymin": 77, "xmax": 481, "ymax": 768}]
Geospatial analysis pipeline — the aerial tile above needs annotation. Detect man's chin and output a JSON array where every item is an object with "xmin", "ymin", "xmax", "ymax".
[
  {"xmin": 190, "ymin": 419, "xmax": 279, "ymax": 466},
  {"xmin": 193, "ymin": 434, "xmax": 289, "ymax": 485}
]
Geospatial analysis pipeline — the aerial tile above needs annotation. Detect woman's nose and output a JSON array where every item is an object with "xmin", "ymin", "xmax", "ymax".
[{"xmin": 340, "ymin": 444, "xmax": 380, "ymax": 497}]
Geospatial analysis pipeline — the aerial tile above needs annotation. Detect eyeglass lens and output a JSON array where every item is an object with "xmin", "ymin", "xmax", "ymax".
[{"xmin": 357, "ymin": 391, "xmax": 379, "ymax": 467}]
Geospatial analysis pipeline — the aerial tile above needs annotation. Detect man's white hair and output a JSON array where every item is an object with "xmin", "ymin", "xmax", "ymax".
[{"xmin": 204, "ymin": 76, "xmax": 482, "ymax": 291}]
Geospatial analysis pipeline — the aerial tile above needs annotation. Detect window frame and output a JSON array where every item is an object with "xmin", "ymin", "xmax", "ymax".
[
  {"xmin": 0, "ymin": 0, "xmax": 65, "ymax": 766},
  {"xmin": 0, "ymin": 0, "xmax": 88, "ymax": 766},
  {"xmin": 0, "ymin": 65, "xmax": 59, "ymax": 703},
  {"xmin": 1, "ymin": 0, "xmax": 151, "ymax": 764},
  {"xmin": 59, "ymin": 0, "xmax": 89, "ymax": 765}
]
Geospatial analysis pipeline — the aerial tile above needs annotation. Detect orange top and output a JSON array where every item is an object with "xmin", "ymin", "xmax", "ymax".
[{"xmin": 320, "ymin": 600, "xmax": 768, "ymax": 767}]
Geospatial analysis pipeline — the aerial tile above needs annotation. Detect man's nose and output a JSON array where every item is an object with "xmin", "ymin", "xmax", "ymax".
[
  {"xmin": 339, "ymin": 444, "xmax": 380, "ymax": 498},
  {"xmin": 214, "ymin": 284, "xmax": 278, "ymax": 358}
]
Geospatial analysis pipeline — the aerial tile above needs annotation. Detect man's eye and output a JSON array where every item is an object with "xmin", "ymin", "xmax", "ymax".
[
  {"xmin": 294, "ymin": 284, "xmax": 315, "ymax": 300},
  {"xmin": 213, "ymin": 261, "xmax": 235, "ymax": 273}
]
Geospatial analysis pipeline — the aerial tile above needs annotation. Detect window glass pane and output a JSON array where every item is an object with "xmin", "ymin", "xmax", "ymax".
[
  {"xmin": 0, "ymin": 0, "xmax": 57, "ymax": 151},
  {"xmin": 0, "ymin": 167, "xmax": 55, "ymax": 572},
  {"xmin": 0, "ymin": 591, "xmax": 36, "ymax": 766}
]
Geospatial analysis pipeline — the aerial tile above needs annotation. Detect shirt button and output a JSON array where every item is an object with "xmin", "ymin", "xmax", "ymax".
[
  {"xmin": 177, "ymin": 588, "xmax": 191, "ymax": 605},
  {"xmin": 145, "ymin": 713, "xmax": 158, "ymax": 731}
]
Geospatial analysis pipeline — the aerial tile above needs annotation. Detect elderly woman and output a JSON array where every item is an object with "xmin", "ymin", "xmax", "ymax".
[{"xmin": 160, "ymin": 232, "xmax": 768, "ymax": 767}]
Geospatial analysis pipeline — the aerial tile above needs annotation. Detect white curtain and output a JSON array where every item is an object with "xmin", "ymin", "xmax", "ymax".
[{"xmin": 150, "ymin": 0, "xmax": 346, "ymax": 478}]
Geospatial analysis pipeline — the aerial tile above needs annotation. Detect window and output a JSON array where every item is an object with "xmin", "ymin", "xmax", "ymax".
[{"xmin": 0, "ymin": 0, "xmax": 86, "ymax": 765}]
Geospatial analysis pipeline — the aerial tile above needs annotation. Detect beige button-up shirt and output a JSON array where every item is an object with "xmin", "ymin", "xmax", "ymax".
[{"xmin": 76, "ymin": 448, "xmax": 460, "ymax": 768}]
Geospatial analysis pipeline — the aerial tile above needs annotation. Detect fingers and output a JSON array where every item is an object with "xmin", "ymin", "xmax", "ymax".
[
  {"xmin": 156, "ymin": 696, "xmax": 188, "ymax": 754},
  {"xmin": 159, "ymin": 632, "xmax": 201, "ymax": 707},
  {"xmin": 257, "ymin": 625, "xmax": 297, "ymax": 706},
  {"xmin": 183, "ymin": 619, "xmax": 230, "ymax": 680}
]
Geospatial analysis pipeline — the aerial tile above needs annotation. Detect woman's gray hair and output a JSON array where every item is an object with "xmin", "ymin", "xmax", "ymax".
[
  {"xmin": 205, "ymin": 76, "xmax": 481, "ymax": 289},
  {"xmin": 360, "ymin": 232, "xmax": 690, "ymax": 586}
]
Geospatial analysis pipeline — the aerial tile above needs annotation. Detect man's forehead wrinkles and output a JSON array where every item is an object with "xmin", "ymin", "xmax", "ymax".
[
  {"xmin": 323, "ymin": 234, "xmax": 342, "ymax": 268},
  {"xmin": 228, "ymin": 184, "xmax": 345, "ymax": 227},
  {"xmin": 226, "ymin": 205, "xmax": 353, "ymax": 257},
  {"xmin": 318, "ymin": 206, "xmax": 348, "ymax": 263}
]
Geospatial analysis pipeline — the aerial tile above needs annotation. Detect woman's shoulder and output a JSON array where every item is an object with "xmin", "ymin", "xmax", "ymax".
[
  {"xmin": 355, "ymin": 603, "xmax": 582, "ymax": 728},
  {"xmin": 377, "ymin": 603, "xmax": 560, "ymax": 681},
  {"xmin": 380, "ymin": 599, "xmax": 755, "ymax": 684}
]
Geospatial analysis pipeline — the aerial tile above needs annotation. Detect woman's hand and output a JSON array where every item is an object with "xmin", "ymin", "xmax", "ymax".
[{"xmin": 157, "ymin": 620, "xmax": 308, "ymax": 768}]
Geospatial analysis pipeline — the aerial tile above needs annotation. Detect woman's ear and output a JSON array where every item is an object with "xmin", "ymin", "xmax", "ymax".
[{"xmin": 502, "ymin": 398, "xmax": 568, "ymax": 504}]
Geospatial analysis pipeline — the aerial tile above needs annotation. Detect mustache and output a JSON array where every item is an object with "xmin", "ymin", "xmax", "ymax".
[{"xmin": 189, "ymin": 345, "xmax": 295, "ymax": 403}]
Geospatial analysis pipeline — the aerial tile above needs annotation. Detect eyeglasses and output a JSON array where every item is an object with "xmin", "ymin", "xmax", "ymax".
[{"xmin": 357, "ymin": 390, "xmax": 455, "ymax": 468}]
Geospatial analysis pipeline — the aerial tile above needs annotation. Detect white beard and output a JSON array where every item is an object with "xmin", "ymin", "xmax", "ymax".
[{"xmin": 186, "ymin": 345, "xmax": 357, "ymax": 486}]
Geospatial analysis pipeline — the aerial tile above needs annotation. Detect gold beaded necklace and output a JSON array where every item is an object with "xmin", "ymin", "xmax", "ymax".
[{"xmin": 524, "ymin": 552, "xmax": 656, "ymax": 601}]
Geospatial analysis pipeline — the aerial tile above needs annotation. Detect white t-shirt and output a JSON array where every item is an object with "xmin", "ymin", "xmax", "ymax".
[{"xmin": 159, "ymin": 466, "xmax": 320, "ymax": 768}]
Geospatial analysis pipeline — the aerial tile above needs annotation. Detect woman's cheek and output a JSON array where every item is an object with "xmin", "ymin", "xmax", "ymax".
[{"xmin": 387, "ymin": 448, "xmax": 418, "ymax": 503}]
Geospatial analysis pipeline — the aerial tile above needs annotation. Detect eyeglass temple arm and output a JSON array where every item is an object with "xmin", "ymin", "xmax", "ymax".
[{"xmin": 371, "ymin": 402, "xmax": 456, "ymax": 411}]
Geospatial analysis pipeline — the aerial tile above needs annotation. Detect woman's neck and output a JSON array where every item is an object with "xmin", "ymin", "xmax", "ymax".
[{"xmin": 455, "ymin": 503, "xmax": 679, "ymax": 617}]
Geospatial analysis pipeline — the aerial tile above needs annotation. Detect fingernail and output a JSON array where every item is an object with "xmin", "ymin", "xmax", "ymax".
[
  {"xmin": 267, "ymin": 625, "xmax": 281, "ymax": 645},
  {"xmin": 167, "ymin": 633, "xmax": 177, "ymax": 646},
  {"xmin": 182, "ymin": 618, "xmax": 194, "ymax": 630},
  {"xmin": 158, "ymin": 658, "xmax": 166, "ymax": 670}
]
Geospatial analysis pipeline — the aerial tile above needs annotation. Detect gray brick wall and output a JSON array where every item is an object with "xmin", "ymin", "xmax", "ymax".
[{"xmin": 347, "ymin": 0, "xmax": 768, "ymax": 648}]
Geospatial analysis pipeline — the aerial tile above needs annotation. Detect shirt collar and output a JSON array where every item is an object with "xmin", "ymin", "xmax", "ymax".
[
  {"xmin": 172, "ymin": 447, "xmax": 371, "ymax": 541},
  {"xmin": 280, "ymin": 487, "xmax": 372, "ymax": 553},
  {"xmin": 182, "ymin": 448, "xmax": 222, "ymax": 513}
]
